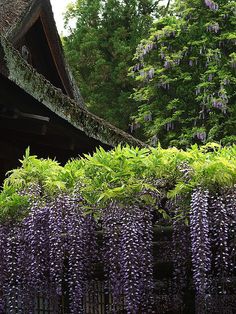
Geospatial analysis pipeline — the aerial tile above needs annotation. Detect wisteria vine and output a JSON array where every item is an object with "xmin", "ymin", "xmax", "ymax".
[
  {"xmin": 0, "ymin": 183, "xmax": 236, "ymax": 313},
  {"xmin": 190, "ymin": 188, "xmax": 212, "ymax": 312},
  {"xmin": 0, "ymin": 190, "xmax": 97, "ymax": 313},
  {"xmin": 102, "ymin": 203, "xmax": 154, "ymax": 313}
]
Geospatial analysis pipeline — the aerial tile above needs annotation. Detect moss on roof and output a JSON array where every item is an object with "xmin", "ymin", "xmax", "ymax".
[
  {"xmin": 0, "ymin": 35, "xmax": 147, "ymax": 148},
  {"xmin": 0, "ymin": 0, "xmax": 32, "ymax": 36},
  {"xmin": 0, "ymin": 0, "xmax": 83, "ymax": 103}
]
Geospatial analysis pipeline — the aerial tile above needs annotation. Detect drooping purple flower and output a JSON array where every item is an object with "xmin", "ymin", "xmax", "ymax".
[
  {"xmin": 190, "ymin": 188, "xmax": 212, "ymax": 311},
  {"xmin": 174, "ymin": 58, "xmax": 181, "ymax": 65},
  {"xmin": 130, "ymin": 122, "xmax": 141, "ymax": 133},
  {"xmin": 209, "ymin": 194, "xmax": 231, "ymax": 294},
  {"xmin": 147, "ymin": 68, "xmax": 155, "ymax": 79},
  {"xmin": 48, "ymin": 196, "xmax": 66, "ymax": 297},
  {"xmin": 144, "ymin": 112, "xmax": 153, "ymax": 122},
  {"xmin": 224, "ymin": 189, "xmax": 236, "ymax": 281},
  {"xmin": 159, "ymin": 81, "xmax": 170, "ymax": 90},
  {"xmin": 222, "ymin": 78, "xmax": 230, "ymax": 85},
  {"xmin": 136, "ymin": 42, "xmax": 155, "ymax": 60},
  {"xmin": 150, "ymin": 134, "xmax": 158, "ymax": 146},
  {"xmin": 207, "ymin": 23, "xmax": 220, "ymax": 33},
  {"xmin": 208, "ymin": 73, "xmax": 214, "ymax": 81},
  {"xmin": 196, "ymin": 87, "xmax": 201, "ymax": 95},
  {"xmin": 102, "ymin": 203, "xmax": 154, "ymax": 313},
  {"xmin": 189, "ymin": 60, "xmax": 193, "ymax": 67},
  {"xmin": 166, "ymin": 122, "xmax": 174, "ymax": 132},
  {"xmin": 204, "ymin": 0, "xmax": 219, "ymax": 11},
  {"xmin": 172, "ymin": 204, "xmax": 190, "ymax": 304},
  {"xmin": 0, "ymin": 189, "xmax": 98, "ymax": 313},
  {"xmin": 212, "ymin": 94, "xmax": 228, "ymax": 113},
  {"xmin": 196, "ymin": 131, "xmax": 207, "ymax": 142},
  {"xmin": 64, "ymin": 195, "xmax": 97, "ymax": 314},
  {"xmin": 164, "ymin": 60, "xmax": 171, "ymax": 69},
  {"xmin": 24, "ymin": 202, "xmax": 50, "ymax": 292},
  {"xmin": 0, "ymin": 226, "xmax": 8, "ymax": 311},
  {"xmin": 160, "ymin": 51, "xmax": 165, "ymax": 60}
]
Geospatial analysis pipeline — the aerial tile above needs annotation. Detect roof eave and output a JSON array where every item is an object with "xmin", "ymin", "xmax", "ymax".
[
  {"xmin": 2, "ymin": 0, "xmax": 83, "ymax": 104},
  {"xmin": 0, "ymin": 35, "xmax": 147, "ymax": 149}
]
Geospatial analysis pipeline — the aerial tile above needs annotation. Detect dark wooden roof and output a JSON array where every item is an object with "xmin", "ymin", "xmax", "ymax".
[
  {"xmin": 0, "ymin": 0, "xmax": 30, "ymax": 35},
  {"xmin": 0, "ymin": 0, "xmax": 83, "ymax": 103},
  {"xmin": 0, "ymin": 35, "xmax": 146, "ymax": 148},
  {"xmin": 0, "ymin": 0, "xmax": 147, "ymax": 149}
]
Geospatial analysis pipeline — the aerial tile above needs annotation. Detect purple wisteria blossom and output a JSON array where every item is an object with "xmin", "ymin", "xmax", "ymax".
[
  {"xmin": 0, "ymin": 191, "xmax": 97, "ymax": 313},
  {"xmin": 144, "ymin": 112, "xmax": 153, "ymax": 122},
  {"xmin": 166, "ymin": 122, "xmax": 174, "ymax": 132},
  {"xmin": 224, "ymin": 189, "xmax": 236, "ymax": 279},
  {"xmin": 204, "ymin": 0, "xmax": 219, "ymax": 11},
  {"xmin": 209, "ymin": 194, "xmax": 230, "ymax": 294},
  {"xmin": 172, "ymin": 205, "xmax": 189, "ymax": 304},
  {"xmin": 190, "ymin": 188, "xmax": 212, "ymax": 311},
  {"xmin": 207, "ymin": 23, "xmax": 220, "ymax": 33},
  {"xmin": 102, "ymin": 203, "xmax": 154, "ymax": 313},
  {"xmin": 136, "ymin": 42, "xmax": 155, "ymax": 60},
  {"xmin": 164, "ymin": 60, "xmax": 171, "ymax": 69},
  {"xmin": 196, "ymin": 131, "xmax": 207, "ymax": 142},
  {"xmin": 147, "ymin": 68, "xmax": 155, "ymax": 79}
]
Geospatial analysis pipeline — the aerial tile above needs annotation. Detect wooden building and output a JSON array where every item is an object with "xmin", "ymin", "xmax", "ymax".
[{"xmin": 0, "ymin": 0, "xmax": 145, "ymax": 184}]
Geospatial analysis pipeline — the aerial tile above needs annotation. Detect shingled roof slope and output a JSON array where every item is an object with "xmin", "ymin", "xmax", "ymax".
[
  {"xmin": 0, "ymin": 35, "xmax": 147, "ymax": 148},
  {"xmin": 0, "ymin": 0, "xmax": 31, "ymax": 36},
  {"xmin": 0, "ymin": 0, "xmax": 84, "ymax": 104}
]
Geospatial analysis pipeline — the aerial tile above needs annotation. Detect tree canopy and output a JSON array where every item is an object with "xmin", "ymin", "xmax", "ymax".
[
  {"xmin": 130, "ymin": 0, "xmax": 236, "ymax": 147},
  {"xmin": 63, "ymin": 0, "xmax": 160, "ymax": 130},
  {"xmin": 63, "ymin": 0, "xmax": 236, "ymax": 148}
]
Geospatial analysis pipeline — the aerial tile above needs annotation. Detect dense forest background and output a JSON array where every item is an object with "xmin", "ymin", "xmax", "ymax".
[{"xmin": 63, "ymin": 0, "xmax": 236, "ymax": 148}]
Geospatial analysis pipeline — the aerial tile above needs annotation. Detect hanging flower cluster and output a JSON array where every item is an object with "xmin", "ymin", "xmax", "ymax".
[
  {"xmin": 196, "ymin": 131, "xmax": 207, "ymax": 142},
  {"xmin": 166, "ymin": 122, "xmax": 174, "ymax": 132},
  {"xmin": 0, "ymin": 190, "xmax": 155, "ymax": 313},
  {"xmin": 188, "ymin": 188, "xmax": 236, "ymax": 312},
  {"xmin": 172, "ymin": 205, "xmax": 190, "ymax": 303},
  {"xmin": 204, "ymin": 0, "xmax": 219, "ymax": 11},
  {"xmin": 102, "ymin": 203, "xmax": 154, "ymax": 313},
  {"xmin": 1, "ymin": 145, "xmax": 236, "ymax": 312},
  {"xmin": 190, "ymin": 188, "xmax": 212, "ymax": 312},
  {"xmin": 207, "ymin": 22, "xmax": 220, "ymax": 33},
  {"xmin": 209, "ymin": 195, "xmax": 230, "ymax": 288},
  {"xmin": 129, "ymin": 0, "xmax": 236, "ymax": 147},
  {"xmin": 0, "ymin": 190, "xmax": 96, "ymax": 314}
]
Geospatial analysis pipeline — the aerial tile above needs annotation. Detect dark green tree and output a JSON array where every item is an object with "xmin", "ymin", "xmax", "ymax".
[
  {"xmin": 63, "ymin": 0, "xmax": 160, "ymax": 130},
  {"xmin": 130, "ymin": 0, "xmax": 236, "ymax": 147}
]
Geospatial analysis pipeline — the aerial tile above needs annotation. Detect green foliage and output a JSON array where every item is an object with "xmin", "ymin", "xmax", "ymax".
[
  {"xmin": 63, "ymin": 0, "xmax": 160, "ymax": 130},
  {"xmin": 0, "ymin": 186, "xmax": 29, "ymax": 222},
  {"xmin": 130, "ymin": 0, "xmax": 236, "ymax": 147},
  {"xmin": 4, "ymin": 148, "xmax": 65, "ymax": 194},
  {"xmin": 71, "ymin": 145, "xmax": 156, "ymax": 204},
  {"xmin": 3, "ymin": 144, "xmax": 236, "ymax": 222}
]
